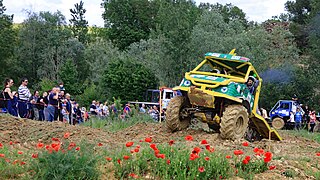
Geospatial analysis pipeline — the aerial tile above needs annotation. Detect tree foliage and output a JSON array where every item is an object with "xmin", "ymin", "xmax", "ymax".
[{"xmin": 102, "ymin": 59, "xmax": 158, "ymax": 102}]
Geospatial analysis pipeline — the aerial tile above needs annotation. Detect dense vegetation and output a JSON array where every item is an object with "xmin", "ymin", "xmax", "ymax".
[{"xmin": 1, "ymin": 0, "xmax": 320, "ymax": 110}]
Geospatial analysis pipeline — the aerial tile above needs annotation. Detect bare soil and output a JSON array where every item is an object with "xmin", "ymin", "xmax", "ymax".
[{"xmin": 0, "ymin": 114, "xmax": 319, "ymax": 179}]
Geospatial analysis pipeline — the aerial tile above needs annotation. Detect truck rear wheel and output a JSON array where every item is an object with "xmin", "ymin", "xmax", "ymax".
[
  {"xmin": 272, "ymin": 117, "xmax": 285, "ymax": 130},
  {"xmin": 220, "ymin": 105, "xmax": 249, "ymax": 140},
  {"xmin": 166, "ymin": 96, "xmax": 190, "ymax": 132}
]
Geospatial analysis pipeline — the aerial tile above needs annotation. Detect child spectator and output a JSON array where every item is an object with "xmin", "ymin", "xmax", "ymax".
[
  {"xmin": 61, "ymin": 104, "xmax": 69, "ymax": 123},
  {"xmin": 294, "ymin": 108, "xmax": 303, "ymax": 131}
]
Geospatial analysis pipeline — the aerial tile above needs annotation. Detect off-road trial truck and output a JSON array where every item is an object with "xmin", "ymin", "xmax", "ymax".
[{"xmin": 166, "ymin": 50, "xmax": 282, "ymax": 141}]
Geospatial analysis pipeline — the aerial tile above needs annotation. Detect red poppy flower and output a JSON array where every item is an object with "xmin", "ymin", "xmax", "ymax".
[
  {"xmin": 255, "ymin": 148, "xmax": 264, "ymax": 156},
  {"xmin": 169, "ymin": 140, "xmax": 175, "ymax": 146},
  {"xmin": 145, "ymin": 137, "xmax": 152, "ymax": 143},
  {"xmin": 242, "ymin": 159, "xmax": 249, "ymax": 165},
  {"xmin": 201, "ymin": 139, "xmax": 208, "ymax": 145},
  {"xmin": 0, "ymin": 154, "xmax": 5, "ymax": 157},
  {"xmin": 117, "ymin": 159, "xmax": 121, "ymax": 164},
  {"xmin": 204, "ymin": 157, "xmax": 210, "ymax": 161},
  {"xmin": 226, "ymin": 155, "xmax": 232, "ymax": 159},
  {"xmin": 192, "ymin": 147, "xmax": 201, "ymax": 154},
  {"xmin": 245, "ymin": 156, "xmax": 251, "ymax": 161},
  {"xmin": 189, "ymin": 153, "xmax": 199, "ymax": 160},
  {"xmin": 134, "ymin": 148, "xmax": 139, "ymax": 153},
  {"xmin": 106, "ymin": 157, "xmax": 112, "ymax": 161},
  {"xmin": 20, "ymin": 161, "xmax": 26, "ymax": 165},
  {"xmin": 166, "ymin": 159, "xmax": 171, "ymax": 165},
  {"xmin": 150, "ymin": 143, "xmax": 157, "ymax": 150},
  {"xmin": 18, "ymin": 151, "xmax": 23, "ymax": 155},
  {"xmin": 5, "ymin": 159, "xmax": 10, "ymax": 163},
  {"xmin": 37, "ymin": 142, "xmax": 44, "ymax": 149},
  {"xmin": 0, "ymin": 143, "xmax": 3, "ymax": 148},
  {"xmin": 75, "ymin": 147, "xmax": 80, "ymax": 151},
  {"xmin": 154, "ymin": 149, "xmax": 160, "ymax": 155},
  {"xmin": 32, "ymin": 153, "xmax": 38, "ymax": 158},
  {"xmin": 136, "ymin": 145, "xmax": 140, "ymax": 149},
  {"xmin": 269, "ymin": 165, "xmax": 276, "ymax": 170},
  {"xmin": 98, "ymin": 143, "xmax": 103, "ymax": 146},
  {"xmin": 123, "ymin": 155, "xmax": 130, "ymax": 160},
  {"xmin": 130, "ymin": 149, "xmax": 135, "ymax": 153},
  {"xmin": 51, "ymin": 143, "xmax": 61, "ymax": 152},
  {"xmin": 316, "ymin": 152, "xmax": 320, "ymax": 156},
  {"xmin": 12, "ymin": 160, "xmax": 18, "ymax": 165},
  {"xmin": 233, "ymin": 150, "xmax": 244, "ymax": 156},
  {"xmin": 208, "ymin": 147, "xmax": 215, "ymax": 153},
  {"xmin": 52, "ymin": 137, "xmax": 60, "ymax": 141},
  {"xmin": 63, "ymin": 132, "xmax": 70, "ymax": 139},
  {"xmin": 205, "ymin": 145, "xmax": 210, "ymax": 150},
  {"xmin": 9, "ymin": 141, "xmax": 13, "ymax": 145},
  {"xmin": 185, "ymin": 135, "xmax": 193, "ymax": 141},
  {"xmin": 198, "ymin": 166, "xmax": 205, "ymax": 172},
  {"xmin": 264, "ymin": 152, "xmax": 272, "ymax": 159},
  {"xmin": 156, "ymin": 154, "xmax": 165, "ymax": 159},
  {"xmin": 242, "ymin": 141, "xmax": 249, "ymax": 147},
  {"xmin": 253, "ymin": 147, "xmax": 259, "ymax": 153},
  {"xmin": 69, "ymin": 142, "xmax": 76, "ymax": 148},
  {"xmin": 139, "ymin": 140, "xmax": 143, "ymax": 142},
  {"xmin": 129, "ymin": 173, "xmax": 138, "ymax": 179},
  {"xmin": 126, "ymin": 142, "xmax": 134, "ymax": 147},
  {"xmin": 264, "ymin": 157, "xmax": 271, "ymax": 163}
]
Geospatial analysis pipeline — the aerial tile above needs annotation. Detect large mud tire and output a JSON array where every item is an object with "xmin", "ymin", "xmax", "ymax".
[
  {"xmin": 272, "ymin": 117, "xmax": 285, "ymax": 130},
  {"xmin": 220, "ymin": 105, "xmax": 249, "ymax": 140},
  {"xmin": 166, "ymin": 96, "xmax": 190, "ymax": 132}
]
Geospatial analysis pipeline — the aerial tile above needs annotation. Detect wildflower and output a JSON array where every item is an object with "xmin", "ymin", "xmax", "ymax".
[
  {"xmin": 18, "ymin": 151, "xmax": 23, "ymax": 155},
  {"xmin": 242, "ymin": 141, "xmax": 249, "ymax": 147},
  {"xmin": 198, "ymin": 166, "xmax": 205, "ymax": 172},
  {"xmin": 233, "ymin": 150, "xmax": 244, "ymax": 156},
  {"xmin": 154, "ymin": 149, "xmax": 160, "ymax": 155},
  {"xmin": 254, "ymin": 148, "xmax": 264, "ymax": 156},
  {"xmin": 201, "ymin": 139, "xmax": 208, "ymax": 145},
  {"xmin": 129, "ymin": 173, "xmax": 139, "ymax": 179},
  {"xmin": 117, "ymin": 159, "xmax": 121, "ymax": 164},
  {"xmin": 52, "ymin": 137, "xmax": 60, "ymax": 141},
  {"xmin": 5, "ymin": 159, "xmax": 10, "ymax": 163},
  {"xmin": 192, "ymin": 147, "xmax": 201, "ymax": 154},
  {"xmin": 264, "ymin": 157, "xmax": 271, "ymax": 163},
  {"xmin": 136, "ymin": 145, "xmax": 141, "ymax": 149},
  {"xmin": 156, "ymin": 154, "xmax": 165, "ymax": 159},
  {"xmin": 68, "ymin": 142, "xmax": 76, "ymax": 150},
  {"xmin": 51, "ymin": 143, "xmax": 61, "ymax": 152},
  {"xmin": 9, "ymin": 141, "xmax": 13, "ymax": 145},
  {"xmin": 253, "ymin": 147, "xmax": 259, "ymax": 153},
  {"xmin": 316, "ymin": 152, "xmax": 320, "ymax": 156},
  {"xmin": 0, "ymin": 154, "xmax": 5, "ymax": 157},
  {"xmin": 126, "ymin": 142, "xmax": 134, "ymax": 147},
  {"xmin": 123, "ymin": 155, "xmax": 130, "ymax": 160},
  {"xmin": 134, "ymin": 148, "xmax": 139, "ymax": 153},
  {"xmin": 204, "ymin": 157, "xmax": 210, "ymax": 161},
  {"xmin": 37, "ymin": 142, "xmax": 44, "ymax": 149},
  {"xmin": 106, "ymin": 157, "xmax": 112, "ymax": 161},
  {"xmin": 130, "ymin": 149, "xmax": 135, "ymax": 153},
  {"xmin": 139, "ymin": 140, "xmax": 143, "ymax": 142},
  {"xmin": 0, "ymin": 143, "xmax": 3, "ymax": 148},
  {"xmin": 205, "ymin": 145, "xmax": 210, "ymax": 150},
  {"xmin": 242, "ymin": 159, "xmax": 249, "ymax": 165},
  {"xmin": 145, "ymin": 137, "xmax": 152, "ymax": 143},
  {"xmin": 63, "ymin": 132, "xmax": 70, "ymax": 139},
  {"xmin": 20, "ymin": 161, "xmax": 26, "ymax": 165},
  {"xmin": 264, "ymin": 152, "xmax": 272, "ymax": 159},
  {"xmin": 166, "ymin": 159, "xmax": 171, "ymax": 165},
  {"xmin": 245, "ymin": 156, "xmax": 251, "ymax": 161},
  {"xmin": 189, "ymin": 153, "xmax": 199, "ymax": 160},
  {"xmin": 32, "ymin": 153, "xmax": 38, "ymax": 158},
  {"xmin": 150, "ymin": 143, "xmax": 157, "ymax": 150},
  {"xmin": 185, "ymin": 135, "xmax": 193, "ymax": 141},
  {"xmin": 169, "ymin": 140, "xmax": 175, "ymax": 146},
  {"xmin": 269, "ymin": 165, "xmax": 276, "ymax": 170},
  {"xmin": 12, "ymin": 160, "xmax": 18, "ymax": 165},
  {"xmin": 226, "ymin": 155, "xmax": 232, "ymax": 159},
  {"xmin": 98, "ymin": 143, "xmax": 103, "ymax": 146},
  {"xmin": 75, "ymin": 147, "xmax": 80, "ymax": 151}
]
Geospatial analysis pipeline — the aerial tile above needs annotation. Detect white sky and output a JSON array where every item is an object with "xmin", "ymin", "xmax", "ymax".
[{"xmin": 4, "ymin": 0, "xmax": 289, "ymax": 27}]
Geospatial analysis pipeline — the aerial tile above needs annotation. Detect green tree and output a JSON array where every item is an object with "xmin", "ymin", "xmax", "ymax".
[
  {"xmin": 0, "ymin": 0, "xmax": 16, "ymax": 78},
  {"xmin": 69, "ymin": 0, "xmax": 88, "ymax": 44},
  {"xmin": 101, "ymin": 59, "xmax": 158, "ymax": 102},
  {"xmin": 102, "ymin": 0, "xmax": 157, "ymax": 50},
  {"xmin": 59, "ymin": 59, "xmax": 79, "ymax": 95}
]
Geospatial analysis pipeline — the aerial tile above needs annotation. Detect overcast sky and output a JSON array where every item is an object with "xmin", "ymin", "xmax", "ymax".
[{"xmin": 4, "ymin": 0, "xmax": 289, "ymax": 27}]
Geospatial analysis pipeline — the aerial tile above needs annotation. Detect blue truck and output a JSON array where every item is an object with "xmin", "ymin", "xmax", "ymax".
[{"xmin": 269, "ymin": 100, "xmax": 305, "ymax": 129}]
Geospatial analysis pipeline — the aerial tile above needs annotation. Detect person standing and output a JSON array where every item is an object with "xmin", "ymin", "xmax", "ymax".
[
  {"xmin": 18, "ymin": 78, "xmax": 31, "ymax": 118},
  {"xmin": 47, "ymin": 87, "xmax": 59, "ymax": 122},
  {"xmin": 30, "ymin": 90, "xmax": 40, "ymax": 120},
  {"xmin": 294, "ymin": 108, "xmax": 303, "ymax": 131},
  {"xmin": 309, "ymin": 111, "xmax": 317, "ymax": 133},
  {"xmin": 37, "ymin": 92, "xmax": 47, "ymax": 121},
  {"xmin": 65, "ymin": 93, "xmax": 72, "ymax": 124},
  {"xmin": 3, "ymin": 78, "xmax": 15, "ymax": 116}
]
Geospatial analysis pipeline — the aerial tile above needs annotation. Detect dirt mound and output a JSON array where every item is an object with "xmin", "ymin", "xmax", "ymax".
[{"xmin": 1, "ymin": 114, "xmax": 320, "ymax": 179}]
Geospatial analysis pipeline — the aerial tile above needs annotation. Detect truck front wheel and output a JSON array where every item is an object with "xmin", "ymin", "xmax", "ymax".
[
  {"xmin": 220, "ymin": 105, "xmax": 249, "ymax": 140},
  {"xmin": 166, "ymin": 96, "xmax": 191, "ymax": 132}
]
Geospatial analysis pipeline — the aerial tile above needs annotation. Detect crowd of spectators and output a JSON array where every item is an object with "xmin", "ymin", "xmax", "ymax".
[{"xmin": 0, "ymin": 78, "xmax": 89, "ymax": 125}]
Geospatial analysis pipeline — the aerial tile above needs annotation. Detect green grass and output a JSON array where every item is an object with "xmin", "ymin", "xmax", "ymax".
[
  {"xmin": 285, "ymin": 129, "xmax": 320, "ymax": 143},
  {"xmin": 82, "ymin": 114, "xmax": 156, "ymax": 132}
]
